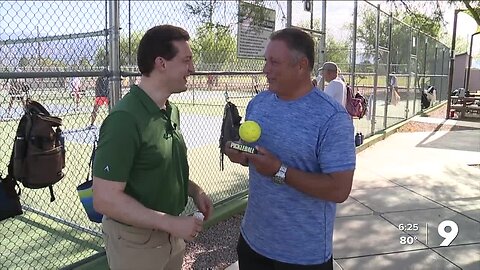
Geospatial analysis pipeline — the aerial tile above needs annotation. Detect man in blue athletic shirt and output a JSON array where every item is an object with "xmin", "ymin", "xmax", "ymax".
[{"xmin": 224, "ymin": 28, "xmax": 356, "ymax": 270}]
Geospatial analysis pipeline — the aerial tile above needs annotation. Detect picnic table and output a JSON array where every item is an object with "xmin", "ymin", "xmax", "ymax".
[{"xmin": 450, "ymin": 96, "xmax": 480, "ymax": 118}]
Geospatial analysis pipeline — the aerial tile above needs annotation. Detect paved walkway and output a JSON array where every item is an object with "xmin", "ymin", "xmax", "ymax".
[{"xmin": 227, "ymin": 118, "xmax": 480, "ymax": 270}]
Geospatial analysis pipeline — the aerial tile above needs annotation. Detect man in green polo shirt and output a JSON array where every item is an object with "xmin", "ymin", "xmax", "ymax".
[{"xmin": 92, "ymin": 25, "xmax": 213, "ymax": 270}]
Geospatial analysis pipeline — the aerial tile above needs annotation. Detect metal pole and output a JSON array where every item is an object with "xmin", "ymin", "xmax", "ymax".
[
  {"xmin": 466, "ymin": 31, "xmax": 480, "ymax": 92},
  {"xmin": 446, "ymin": 10, "xmax": 462, "ymax": 119},
  {"xmin": 109, "ymin": 0, "xmax": 121, "ymax": 110},
  {"xmin": 22, "ymin": 205, "xmax": 102, "ymax": 239},
  {"xmin": 351, "ymin": 0, "xmax": 358, "ymax": 88},
  {"xmin": 432, "ymin": 45, "xmax": 438, "ymax": 106},
  {"xmin": 371, "ymin": 5, "xmax": 380, "ymax": 135},
  {"xmin": 383, "ymin": 12, "xmax": 393, "ymax": 129},
  {"xmin": 128, "ymin": 0, "xmax": 132, "ymax": 86},
  {"xmin": 287, "ymin": 0, "xmax": 292, "ymax": 27},
  {"xmin": 319, "ymin": 0, "xmax": 327, "ymax": 89},
  {"xmin": 405, "ymin": 27, "xmax": 412, "ymax": 118},
  {"xmin": 422, "ymin": 39, "xmax": 428, "ymax": 92},
  {"xmin": 412, "ymin": 31, "xmax": 418, "ymax": 114},
  {"xmin": 439, "ymin": 48, "xmax": 445, "ymax": 101},
  {"xmin": 104, "ymin": 0, "xmax": 108, "ymax": 69},
  {"xmin": 310, "ymin": 0, "xmax": 314, "ymax": 30}
]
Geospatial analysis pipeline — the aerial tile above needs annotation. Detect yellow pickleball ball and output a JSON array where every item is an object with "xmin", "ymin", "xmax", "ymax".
[{"xmin": 239, "ymin": 121, "xmax": 261, "ymax": 143}]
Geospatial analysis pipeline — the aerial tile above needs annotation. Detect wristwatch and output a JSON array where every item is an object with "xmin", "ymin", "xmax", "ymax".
[{"xmin": 272, "ymin": 164, "xmax": 288, "ymax": 184}]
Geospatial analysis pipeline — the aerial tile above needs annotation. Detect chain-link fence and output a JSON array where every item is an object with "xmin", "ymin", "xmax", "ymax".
[
  {"xmin": 1, "ymin": 1, "xmax": 449, "ymax": 269},
  {"xmin": 321, "ymin": 1, "xmax": 449, "ymax": 137}
]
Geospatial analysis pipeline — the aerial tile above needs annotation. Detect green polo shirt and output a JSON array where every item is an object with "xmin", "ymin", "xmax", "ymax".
[{"xmin": 93, "ymin": 85, "xmax": 189, "ymax": 216}]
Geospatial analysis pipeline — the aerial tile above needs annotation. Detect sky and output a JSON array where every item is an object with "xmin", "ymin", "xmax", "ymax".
[{"xmin": 0, "ymin": 1, "xmax": 478, "ymax": 64}]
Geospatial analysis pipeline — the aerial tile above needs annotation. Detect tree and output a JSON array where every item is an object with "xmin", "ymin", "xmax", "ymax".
[
  {"xmin": 325, "ymin": 38, "xmax": 350, "ymax": 69},
  {"xmin": 388, "ymin": 0, "xmax": 480, "ymax": 28},
  {"xmin": 442, "ymin": 34, "xmax": 469, "ymax": 54},
  {"xmin": 185, "ymin": 0, "xmax": 270, "ymax": 71},
  {"xmin": 185, "ymin": 0, "xmax": 221, "ymax": 25},
  {"xmin": 186, "ymin": 0, "xmax": 270, "ymax": 28},
  {"xmin": 94, "ymin": 31, "xmax": 143, "ymax": 67},
  {"xmin": 355, "ymin": 7, "xmax": 444, "ymax": 74},
  {"xmin": 18, "ymin": 56, "xmax": 29, "ymax": 68},
  {"xmin": 73, "ymin": 57, "xmax": 91, "ymax": 70},
  {"xmin": 297, "ymin": 19, "xmax": 350, "ymax": 71},
  {"xmin": 402, "ymin": 12, "xmax": 442, "ymax": 38},
  {"xmin": 191, "ymin": 23, "xmax": 236, "ymax": 71}
]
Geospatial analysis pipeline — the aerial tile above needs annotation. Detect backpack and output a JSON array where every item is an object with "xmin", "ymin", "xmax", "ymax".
[
  {"xmin": 9, "ymin": 99, "xmax": 66, "ymax": 202},
  {"xmin": 0, "ymin": 173, "xmax": 22, "ymax": 221},
  {"xmin": 219, "ymin": 101, "xmax": 242, "ymax": 170},
  {"xmin": 345, "ymin": 84, "xmax": 368, "ymax": 119}
]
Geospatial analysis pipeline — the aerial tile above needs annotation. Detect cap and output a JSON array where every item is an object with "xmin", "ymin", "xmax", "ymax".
[{"xmin": 318, "ymin": 62, "xmax": 338, "ymax": 72}]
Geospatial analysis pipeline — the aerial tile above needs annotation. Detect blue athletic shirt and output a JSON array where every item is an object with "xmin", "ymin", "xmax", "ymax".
[{"xmin": 240, "ymin": 87, "xmax": 356, "ymax": 265}]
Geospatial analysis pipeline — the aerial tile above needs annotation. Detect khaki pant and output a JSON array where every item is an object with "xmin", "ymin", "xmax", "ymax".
[{"xmin": 102, "ymin": 216, "xmax": 185, "ymax": 270}]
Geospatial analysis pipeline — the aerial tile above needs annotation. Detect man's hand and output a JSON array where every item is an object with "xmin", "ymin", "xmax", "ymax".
[
  {"xmin": 167, "ymin": 215, "xmax": 203, "ymax": 242},
  {"xmin": 245, "ymin": 146, "xmax": 281, "ymax": 177},
  {"xmin": 193, "ymin": 191, "xmax": 213, "ymax": 221},
  {"xmin": 224, "ymin": 141, "xmax": 249, "ymax": 166}
]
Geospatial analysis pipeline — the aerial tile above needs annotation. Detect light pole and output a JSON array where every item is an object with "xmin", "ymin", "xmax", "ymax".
[
  {"xmin": 466, "ymin": 31, "xmax": 480, "ymax": 93},
  {"xmin": 446, "ymin": 9, "xmax": 466, "ymax": 119}
]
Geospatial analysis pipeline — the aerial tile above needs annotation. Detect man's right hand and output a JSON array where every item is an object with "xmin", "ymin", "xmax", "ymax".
[
  {"xmin": 167, "ymin": 215, "xmax": 203, "ymax": 242},
  {"xmin": 224, "ymin": 141, "xmax": 249, "ymax": 166}
]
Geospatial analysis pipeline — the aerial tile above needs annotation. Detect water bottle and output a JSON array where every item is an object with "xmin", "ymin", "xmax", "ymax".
[
  {"xmin": 359, "ymin": 132, "xmax": 364, "ymax": 145},
  {"xmin": 14, "ymin": 136, "xmax": 26, "ymax": 159},
  {"xmin": 13, "ymin": 135, "xmax": 26, "ymax": 177},
  {"xmin": 56, "ymin": 128, "xmax": 66, "ymax": 153},
  {"xmin": 57, "ymin": 128, "xmax": 66, "ymax": 168},
  {"xmin": 355, "ymin": 133, "xmax": 362, "ymax": 147}
]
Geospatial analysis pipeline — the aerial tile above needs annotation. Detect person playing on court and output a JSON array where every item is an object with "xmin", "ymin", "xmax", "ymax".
[
  {"xmin": 92, "ymin": 25, "xmax": 213, "ymax": 270},
  {"xmin": 6, "ymin": 78, "xmax": 29, "ymax": 114},
  {"xmin": 225, "ymin": 28, "xmax": 356, "ymax": 270},
  {"xmin": 89, "ymin": 75, "xmax": 109, "ymax": 128},
  {"xmin": 388, "ymin": 72, "xmax": 400, "ymax": 104},
  {"xmin": 70, "ymin": 76, "xmax": 82, "ymax": 108}
]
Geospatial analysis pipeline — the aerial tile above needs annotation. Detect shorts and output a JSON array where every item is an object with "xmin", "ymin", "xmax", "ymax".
[{"xmin": 95, "ymin": 96, "xmax": 109, "ymax": 106}]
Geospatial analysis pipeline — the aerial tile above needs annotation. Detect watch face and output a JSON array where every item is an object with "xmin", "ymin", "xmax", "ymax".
[
  {"xmin": 273, "ymin": 164, "xmax": 287, "ymax": 184},
  {"xmin": 273, "ymin": 175, "xmax": 284, "ymax": 185}
]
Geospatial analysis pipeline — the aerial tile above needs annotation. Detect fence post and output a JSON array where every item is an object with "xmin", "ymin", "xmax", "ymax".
[
  {"xmin": 446, "ymin": 10, "xmax": 462, "ymax": 119},
  {"xmin": 383, "ymin": 12, "xmax": 393, "ymax": 129},
  {"xmin": 405, "ymin": 27, "xmax": 412, "ymax": 118},
  {"xmin": 108, "ymin": 0, "xmax": 121, "ymax": 110},
  {"xmin": 412, "ymin": 31, "xmax": 419, "ymax": 115},
  {"xmin": 351, "ymin": 0, "xmax": 358, "ymax": 88},
  {"xmin": 439, "ymin": 48, "xmax": 446, "ymax": 101},
  {"xmin": 318, "ymin": 0, "xmax": 327, "ymax": 89},
  {"xmin": 422, "ymin": 38, "xmax": 428, "ymax": 94},
  {"xmin": 128, "ymin": 0, "xmax": 134, "ymax": 87},
  {"xmin": 286, "ymin": 0, "xmax": 292, "ymax": 27},
  {"xmin": 371, "ymin": 4, "xmax": 380, "ymax": 135}
]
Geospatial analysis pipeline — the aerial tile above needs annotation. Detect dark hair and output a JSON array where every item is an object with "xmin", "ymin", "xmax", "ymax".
[
  {"xmin": 137, "ymin": 25, "xmax": 190, "ymax": 75},
  {"xmin": 270, "ymin": 28, "xmax": 314, "ymax": 71}
]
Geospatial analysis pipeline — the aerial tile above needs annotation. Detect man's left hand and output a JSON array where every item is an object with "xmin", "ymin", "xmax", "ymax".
[
  {"xmin": 193, "ymin": 191, "xmax": 213, "ymax": 220},
  {"xmin": 245, "ymin": 146, "xmax": 281, "ymax": 177}
]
